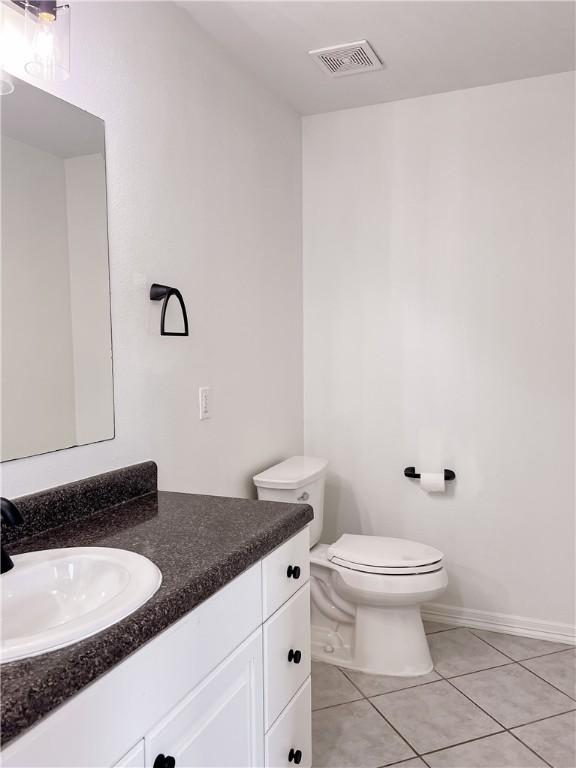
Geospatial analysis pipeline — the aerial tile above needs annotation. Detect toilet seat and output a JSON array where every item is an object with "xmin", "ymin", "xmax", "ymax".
[{"xmin": 328, "ymin": 534, "xmax": 444, "ymax": 576}]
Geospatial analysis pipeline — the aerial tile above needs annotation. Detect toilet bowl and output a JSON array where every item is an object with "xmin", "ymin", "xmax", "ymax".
[
  {"xmin": 310, "ymin": 538, "xmax": 447, "ymax": 675},
  {"xmin": 253, "ymin": 456, "xmax": 448, "ymax": 677}
]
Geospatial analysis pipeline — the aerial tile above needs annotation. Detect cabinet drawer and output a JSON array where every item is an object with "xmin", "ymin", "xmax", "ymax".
[
  {"xmin": 113, "ymin": 741, "xmax": 145, "ymax": 768},
  {"xmin": 262, "ymin": 527, "xmax": 309, "ymax": 620},
  {"xmin": 265, "ymin": 679, "xmax": 311, "ymax": 768},
  {"xmin": 264, "ymin": 583, "xmax": 311, "ymax": 729}
]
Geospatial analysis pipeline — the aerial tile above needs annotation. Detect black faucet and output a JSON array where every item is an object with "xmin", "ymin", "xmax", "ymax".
[{"xmin": 1, "ymin": 497, "xmax": 23, "ymax": 574}]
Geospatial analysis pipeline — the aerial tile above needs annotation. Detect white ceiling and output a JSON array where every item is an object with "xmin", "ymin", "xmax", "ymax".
[{"xmin": 181, "ymin": 1, "xmax": 575, "ymax": 115}]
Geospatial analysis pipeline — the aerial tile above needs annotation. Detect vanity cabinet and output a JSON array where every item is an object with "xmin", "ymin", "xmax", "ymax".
[
  {"xmin": 1, "ymin": 527, "xmax": 311, "ymax": 768},
  {"xmin": 114, "ymin": 742, "xmax": 145, "ymax": 768},
  {"xmin": 145, "ymin": 630, "xmax": 263, "ymax": 768}
]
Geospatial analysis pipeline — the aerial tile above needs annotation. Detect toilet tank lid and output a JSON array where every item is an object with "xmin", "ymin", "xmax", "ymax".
[{"xmin": 253, "ymin": 456, "xmax": 328, "ymax": 489}]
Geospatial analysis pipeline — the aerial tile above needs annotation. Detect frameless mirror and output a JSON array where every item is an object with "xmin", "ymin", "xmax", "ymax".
[{"xmin": 1, "ymin": 75, "xmax": 114, "ymax": 461}]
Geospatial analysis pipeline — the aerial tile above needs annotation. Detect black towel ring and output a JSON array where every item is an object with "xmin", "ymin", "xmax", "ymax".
[{"xmin": 150, "ymin": 283, "xmax": 189, "ymax": 337}]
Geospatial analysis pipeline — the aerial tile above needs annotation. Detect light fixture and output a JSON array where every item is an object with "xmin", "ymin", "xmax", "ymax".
[
  {"xmin": 18, "ymin": 0, "xmax": 70, "ymax": 81},
  {"xmin": 0, "ymin": 71, "xmax": 14, "ymax": 95}
]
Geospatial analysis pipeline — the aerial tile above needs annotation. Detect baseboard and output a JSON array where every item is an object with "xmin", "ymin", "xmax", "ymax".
[{"xmin": 422, "ymin": 603, "xmax": 576, "ymax": 645}]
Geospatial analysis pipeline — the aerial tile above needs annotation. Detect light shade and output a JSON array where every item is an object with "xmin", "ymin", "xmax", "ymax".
[
  {"xmin": 24, "ymin": 1, "xmax": 70, "ymax": 81},
  {"xmin": 0, "ymin": 71, "xmax": 15, "ymax": 95}
]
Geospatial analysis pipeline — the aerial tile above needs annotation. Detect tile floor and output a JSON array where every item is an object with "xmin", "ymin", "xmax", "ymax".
[{"xmin": 311, "ymin": 622, "xmax": 576, "ymax": 768}]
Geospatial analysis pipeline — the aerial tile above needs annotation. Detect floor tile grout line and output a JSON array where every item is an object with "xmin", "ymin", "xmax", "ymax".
[
  {"xmin": 433, "ymin": 646, "xmax": 576, "ymax": 703},
  {"xmin": 375, "ymin": 756, "xmax": 428, "ymax": 768},
  {"xmin": 441, "ymin": 673, "xmax": 575, "ymax": 765},
  {"xmin": 363, "ymin": 694, "xmax": 422, "ymax": 760},
  {"xmin": 313, "ymin": 651, "xmax": 576, "ymax": 765},
  {"xmin": 361, "ymin": 676, "xmax": 517, "ymax": 762},
  {"xmin": 417, "ymin": 731, "xmax": 508, "ymax": 758},
  {"xmin": 436, "ymin": 660, "xmax": 516, "ymax": 680},
  {"xmin": 517, "ymin": 661, "xmax": 576, "ymax": 702},
  {"xmin": 340, "ymin": 667, "xmax": 423, "ymax": 759},
  {"xmin": 417, "ymin": 732, "xmax": 499, "ymax": 758},
  {"xmin": 333, "ymin": 663, "xmax": 549, "ymax": 753},
  {"xmin": 358, "ymin": 684, "xmax": 512, "ymax": 763},
  {"xmin": 339, "ymin": 666, "xmax": 442, "ymax": 698},
  {"xmin": 499, "ymin": 645, "xmax": 575, "ymax": 662},
  {"xmin": 437, "ymin": 666, "xmax": 557, "ymax": 761},
  {"xmin": 441, "ymin": 672, "xmax": 509, "ymax": 730},
  {"xmin": 326, "ymin": 659, "xmax": 574, "ymax": 723},
  {"xmin": 466, "ymin": 628, "xmax": 575, "ymax": 665},
  {"xmin": 310, "ymin": 702, "xmax": 571, "ymax": 766},
  {"xmin": 312, "ymin": 695, "xmax": 364, "ymax": 713},
  {"xmin": 507, "ymin": 727, "xmax": 556, "ymax": 768},
  {"xmin": 466, "ymin": 628, "xmax": 575, "ymax": 661},
  {"xmin": 439, "ymin": 626, "xmax": 575, "ymax": 671},
  {"xmin": 416, "ymin": 730, "xmax": 554, "ymax": 768},
  {"xmin": 455, "ymin": 628, "xmax": 519, "ymax": 663},
  {"xmin": 442, "ymin": 670, "xmax": 576, "ymax": 733},
  {"xmin": 506, "ymin": 706, "xmax": 576, "ymax": 731}
]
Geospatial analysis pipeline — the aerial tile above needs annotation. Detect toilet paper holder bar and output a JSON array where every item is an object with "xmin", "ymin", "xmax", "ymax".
[{"xmin": 404, "ymin": 467, "xmax": 456, "ymax": 482}]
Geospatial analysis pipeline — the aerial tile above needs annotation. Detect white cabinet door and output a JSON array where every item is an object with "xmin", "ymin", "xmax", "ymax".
[
  {"xmin": 262, "ymin": 528, "xmax": 310, "ymax": 620},
  {"xmin": 145, "ymin": 629, "xmax": 264, "ymax": 768},
  {"xmin": 263, "ymin": 584, "xmax": 311, "ymax": 729},
  {"xmin": 265, "ymin": 679, "xmax": 311, "ymax": 768},
  {"xmin": 114, "ymin": 741, "xmax": 145, "ymax": 768}
]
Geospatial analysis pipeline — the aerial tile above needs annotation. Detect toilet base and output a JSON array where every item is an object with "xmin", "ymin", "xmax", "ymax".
[
  {"xmin": 311, "ymin": 605, "xmax": 433, "ymax": 676},
  {"xmin": 353, "ymin": 604, "xmax": 433, "ymax": 676}
]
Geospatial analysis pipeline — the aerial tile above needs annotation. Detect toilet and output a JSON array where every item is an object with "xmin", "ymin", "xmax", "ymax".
[{"xmin": 253, "ymin": 456, "xmax": 448, "ymax": 677}]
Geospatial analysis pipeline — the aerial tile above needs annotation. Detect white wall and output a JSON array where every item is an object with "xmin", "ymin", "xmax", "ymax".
[
  {"xmin": 66, "ymin": 153, "xmax": 114, "ymax": 446},
  {"xmin": 1, "ymin": 136, "xmax": 77, "ymax": 460},
  {"xmin": 303, "ymin": 73, "xmax": 574, "ymax": 631},
  {"xmin": 1, "ymin": 1, "xmax": 303, "ymax": 497}
]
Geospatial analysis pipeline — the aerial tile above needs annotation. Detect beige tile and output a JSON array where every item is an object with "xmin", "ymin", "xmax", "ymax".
[
  {"xmin": 387, "ymin": 760, "xmax": 427, "ymax": 768},
  {"xmin": 451, "ymin": 664, "xmax": 576, "ymax": 728},
  {"xmin": 371, "ymin": 680, "xmax": 501, "ymax": 754},
  {"xmin": 311, "ymin": 661, "xmax": 362, "ymax": 710},
  {"xmin": 424, "ymin": 621, "xmax": 456, "ymax": 634},
  {"xmin": 312, "ymin": 699, "xmax": 415, "ymax": 768},
  {"xmin": 343, "ymin": 667, "xmax": 440, "ymax": 697},
  {"xmin": 429, "ymin": 629, "xmax": 510, "ymax": 677},
  {"xmin": 522, "ymin": 650, "xmax": 576, "ymax": 698},
  {"xmin": 425, "ymin": 732, "xmax": 547, "ymax": 767},
  {"xmin": 513, "ymin": 711, "xmax": 576, "ymax": 768},
  {"xmin": 470, "ymin": 629, "xmax": 573, "ymax": 661}
]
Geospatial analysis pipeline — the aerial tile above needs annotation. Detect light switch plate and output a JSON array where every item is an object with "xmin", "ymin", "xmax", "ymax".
[{"xmin": 199, "ymin": 387, "xmax": 211, "ymax": 420}]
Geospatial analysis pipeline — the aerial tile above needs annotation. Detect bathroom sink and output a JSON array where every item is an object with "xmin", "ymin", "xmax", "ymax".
[{"xmin": 1, "ymin": 547, "xmax": 162, "ymax": 663}]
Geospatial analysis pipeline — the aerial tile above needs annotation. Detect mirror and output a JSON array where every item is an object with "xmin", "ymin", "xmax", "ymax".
[{"xmin": 1, "ymin": 75, "xmax": 114, "ymax": 461}]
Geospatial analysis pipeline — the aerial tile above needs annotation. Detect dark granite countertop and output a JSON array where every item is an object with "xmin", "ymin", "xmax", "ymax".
[{"xmin": 1, "ymin": 489, "xmax": 313, "ymax": 746}]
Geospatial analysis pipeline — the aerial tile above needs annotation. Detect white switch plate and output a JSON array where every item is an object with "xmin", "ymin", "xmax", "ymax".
[{"xmin": 199, "ymin": 387, "xmax": 211, "ymax": 420}]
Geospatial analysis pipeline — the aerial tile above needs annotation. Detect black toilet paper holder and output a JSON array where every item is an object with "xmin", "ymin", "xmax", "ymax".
[{"xmin": 404, "ymin": 467, "xmax": 456, "ymax": 482}]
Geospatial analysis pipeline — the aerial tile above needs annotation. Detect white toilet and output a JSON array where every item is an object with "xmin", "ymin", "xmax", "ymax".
[{"xmin": 254, "ymin": 456, "xmax": 448, "ymax": 677}]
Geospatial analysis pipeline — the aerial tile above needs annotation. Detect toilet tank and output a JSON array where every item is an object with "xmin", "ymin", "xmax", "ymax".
[{"xmin": 253, "ymin": 456, "xmax": 328, "ymax": 548}]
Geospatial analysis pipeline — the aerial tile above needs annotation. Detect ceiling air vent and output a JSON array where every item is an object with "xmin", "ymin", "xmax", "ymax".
[{"xmin": 309, "ymin": 40, "xmax": 383, "ymax": 78}]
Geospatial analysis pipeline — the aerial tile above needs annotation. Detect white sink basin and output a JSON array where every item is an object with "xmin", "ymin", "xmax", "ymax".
[{"xmin": 1, "ymin": 547, "xmax": 162, "ymax": 663}]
